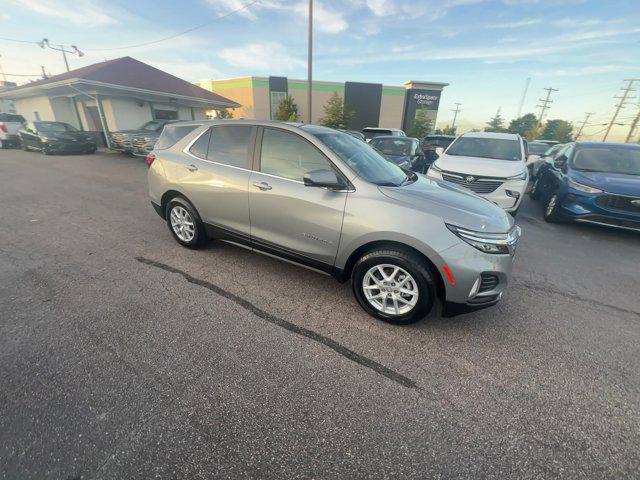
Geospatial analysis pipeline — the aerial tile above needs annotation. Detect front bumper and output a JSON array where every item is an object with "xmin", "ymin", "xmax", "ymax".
[
  {"xmin": 558, "ymin": 190, "xmax": 640, "ymax": 232},
  {"xmin": 437, "ymin": 240, "xmax": 517, "ymax": 313},
  {"xmin": 43, "ymin": 141, "xmax": 96, "ymax": 153}
]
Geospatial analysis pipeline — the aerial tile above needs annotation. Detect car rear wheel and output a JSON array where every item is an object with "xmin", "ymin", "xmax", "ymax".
[
  {"xmin": 352, "ymin": 248, "xmax": 435, "ymax": 325},
  {"xmin": 166, "ymin": 197, "xmax": 207, "ymax": 248}
]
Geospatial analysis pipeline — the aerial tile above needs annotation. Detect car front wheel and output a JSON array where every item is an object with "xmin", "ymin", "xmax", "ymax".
[
  {"xmin": 352, "ymin": 248, "xmax": 436, "ymax": 325},
  {"xmin": 166, "ymin": 197, "xmax": 207, "ymax": 248},
  {"xmin": 543, "ymin": 193, "xmax": 562, "ymax": 223}
]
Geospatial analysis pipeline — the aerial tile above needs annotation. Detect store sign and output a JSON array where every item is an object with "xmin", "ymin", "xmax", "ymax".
[
  {"xmin": 412, "ymin": 92, "xmax": 440, "ymax": 109},
  {"xmin": 402, "ymin": 88, "xmax": 442, "ymax": 134}
]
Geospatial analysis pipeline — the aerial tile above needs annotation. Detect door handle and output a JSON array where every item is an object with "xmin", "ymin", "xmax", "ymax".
[
  {"xmin": 185, "ymin": 164, "xmax": 198, "ymax": 172},
  {"xmin": 253, "ymin": 181, "xmax": 272, "ymax": 191}
]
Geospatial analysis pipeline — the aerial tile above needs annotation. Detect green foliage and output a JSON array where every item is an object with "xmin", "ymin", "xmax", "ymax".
[
  {"xmin": 319, "ymin": 92, "xmax": 354, "ymax": 129},
  {"xmin": 215, "ymin": 109, "xmax": 233, "ymax": 119},
  {"xmin": 508, "ymin": 113, "xmax": 538, "ymax": 140},
  {"xmin": 541, "ymin": 119, "xmax": 574, "ymax": 143},
  {"xmin": 408, "ymin": 110, "xmax": 433, "ymax": 138},
  {"xmin": 440, "ymin": 125, "xmax": 457, "ymax": 135},
  {"xmin": 485, "ymin": 110, "xmax": 508, "ymax": 133},
  {"xmin": 274, "ymin": 96, "xmax": 299, "ymax": 122}
]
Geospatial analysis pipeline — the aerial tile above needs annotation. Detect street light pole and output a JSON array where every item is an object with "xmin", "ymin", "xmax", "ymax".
[
  {"xmin": 307, "ymin": 0, "xmax": 313, "ymax": 124},
  {"xmin": 38, "ymin": 39, "xmax": 84, "ymax": 72}
]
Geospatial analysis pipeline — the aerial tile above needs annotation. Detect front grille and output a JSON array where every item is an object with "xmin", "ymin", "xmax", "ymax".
[
  {"xmin": 596, "ymin": 194, "xmax": 640, "ymax": 214},
  {"xmin": 110, "ymin": 134, "xmax": 131, "ymax": 147},
  {"xmin": 132, "ymin": 137, "xmax": 149, "ymax": 149},
  {"xmin": 441, "ymin": 171, "xmax": 504, "ymax": 194},
  {"xmin": 479, "ymin": 273, "xmax": 499, "ymax": 293}
]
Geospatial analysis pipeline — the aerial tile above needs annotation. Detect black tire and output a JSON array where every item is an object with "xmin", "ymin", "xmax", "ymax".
[
  {"xmin": 543, "ymin": 193, "xmax": 562, "ymax": 223},
  {"xmin": 165, "ymin": 196, "xmax": 207, "ymax": 248},
  {"xmin": 352, "ymin": 248, "xmax": 436, "ymax": 325},
  {"xmin": 22, "ymin": 141, "xmax": 29, "ymax": 151},
  {"xmin": 529, "ymin": 177, "xmax": 541, "ymax": 200}
]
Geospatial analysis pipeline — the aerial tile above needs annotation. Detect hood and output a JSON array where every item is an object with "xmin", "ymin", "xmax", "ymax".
[
  {"xmin": 112, "ymin": 129, "xmax": 151, "ymax": 136},
  {"xmin": 435, "ymin": 154, "xmax": 525, "ymax": 178},
  {"xmin": 571, "ymin": 170, "xmax": 640, "ymax": 196},
  {"xmin": 379, "ymin": 174, "xmax": 513, "ymax": 233},
  {"xmin": 42, "ymin": 131, "xmax": 93, "ymax": 142}
]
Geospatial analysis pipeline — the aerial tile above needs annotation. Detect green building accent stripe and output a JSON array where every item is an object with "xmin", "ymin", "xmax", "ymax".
[
  {"xmin": 382, "ymin": 88, "xmax": 405, "ymax": 96},
  {"xmin": 288, "ymin": 81, "xmax": 344, "ymax": 92},
  {"xmin": 206, "ymin": 78, "xmax": 270, "ymax": 90}
]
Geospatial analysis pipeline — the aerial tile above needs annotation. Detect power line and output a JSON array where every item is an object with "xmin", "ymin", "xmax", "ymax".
[
  {"xmin": 85, "ymin": 0, "xmax": 259, "ymax": 52},
  {"xmin": 0, "ymin": 36, "xmax": 37, "ymax": 45},
  {"xmin": 603, "ymin": 79, "xmax": 638, "ymax": 142},
  {"xmin": 536, "ymin": 87, "xmax": 558, "ymax": 126},
  {"xmin": 0, "ymin": 72, "xmax": 43, "ymax": 77}
]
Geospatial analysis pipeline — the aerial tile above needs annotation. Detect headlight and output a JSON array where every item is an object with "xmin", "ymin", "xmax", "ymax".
[
  {"xmin": 568, "ymin": 178, "xmax": 602, "ymax": 194},
  {"xmin": 430, "ymin": 163, "xmax": 442, "ymax": 173},
  {"xmin": 446, "ymin": 223, "xmax": 521, "ymax": 255},
  {"xmin": 427, "ymin": 163, "xmax": 443, "ymax": 178},
  {"xmin": 507, "ymin": 170, "xmax": 527, "ymax": 181}
]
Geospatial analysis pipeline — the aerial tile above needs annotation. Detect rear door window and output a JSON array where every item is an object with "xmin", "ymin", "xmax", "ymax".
[
  {"xmin": 206, "ymin": 126, "xmax": 254, "ymax": 169},
  {"xmin": 188, "ymin": 129, "xmax": 211, "ymax": 158},
  {"xmin": 156, "ymin": 124, "xmax": 200, "ymax": 150}
]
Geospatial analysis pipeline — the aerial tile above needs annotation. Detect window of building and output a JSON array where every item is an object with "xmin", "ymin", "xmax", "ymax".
[
  {"xmin": 189, "ymin": 129, "xmax": 211, "ymax": 158},
  {"xmin": 260, "ymin": 128, "xmax": 333, "ymax": 181},
  {"xmin": 206, "ymin": 126, "xmax": 254, "ymax": 169},
  {"xmin": 154, "ymin": 108, "xmax": 179, "ymax": 120}
]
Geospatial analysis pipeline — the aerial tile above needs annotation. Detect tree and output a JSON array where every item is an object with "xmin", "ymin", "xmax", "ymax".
[
  {"xmin": 274, "ymin": 96, "xmax": 299, "ymax": 122},
  {"xmin": 541, "ymin": 119, "xmax": 574, "ymax": 143},
  {"xmin": 508, "ymin": 113, "xmax": 539, "ymax": 140},
  {"xmin": 485, "ymin": 109, "xmax": 507, "ymax": 133},
  {"xmin": 319, "ymin": 92, "xmax": 354, "ymax": 129},
  {"xmin": 215, "ymin": 108, "xmax": 233, "ymax": 119},
  {"xmin": 440, "ymin": 125, "xmax": 457, "ymax": 135},
  {"xmin": 408, "ymin": 110, "xmax": 432, "ymax": 138}
]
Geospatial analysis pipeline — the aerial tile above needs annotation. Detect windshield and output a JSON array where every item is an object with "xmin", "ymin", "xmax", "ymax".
[
  {"xmin": 446, "ymin": 137, "xmax": 522, "ymax": 161},
  {"xmin": 572, "ymin": 147, "xmax": 640, "ymax": 176},
  {"xmin": 528, "ymin": 143, "xmax": 550, "ymax": 155},
  {"xmin": 363, "ymin": 129, "xmax": 392, "ymax": 140},
  {"xmin": 141, "ymin": 121, "xmax": 165, "ymax": 131},
  {"xmin": 0, "ymin": 113, "xmax": 25, "ymax": 123},
  {"xmin": 314, "ymin": 131, "xmax": 410, "ymax": 186},
  {"xmin": 371, "ymin": 138, "xmax": 414, "ymax": 156},
  {"xmin": 35, "ymin": 122, "xmax": 77, "ymax": 132}
]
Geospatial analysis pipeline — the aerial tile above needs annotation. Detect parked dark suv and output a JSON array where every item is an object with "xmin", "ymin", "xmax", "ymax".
[{"xmin": 110, "ymin": 120, "xmax": 177, "ymax": 154}]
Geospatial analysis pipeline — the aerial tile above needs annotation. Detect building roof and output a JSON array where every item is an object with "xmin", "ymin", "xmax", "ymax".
[{"xmin": 0, "ymin": 57, "xmax": 239, "ymax": 108}]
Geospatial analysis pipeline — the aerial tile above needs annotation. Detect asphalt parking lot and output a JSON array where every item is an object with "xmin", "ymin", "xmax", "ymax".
[{"xmin": 1, "ymin": 148, "xmax": 639, "ymax": 479}]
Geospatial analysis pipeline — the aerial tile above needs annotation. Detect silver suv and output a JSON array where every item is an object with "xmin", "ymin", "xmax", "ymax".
[{"xmin": 147, "ymin": 121, "xmax": 520, "ymax": 324}]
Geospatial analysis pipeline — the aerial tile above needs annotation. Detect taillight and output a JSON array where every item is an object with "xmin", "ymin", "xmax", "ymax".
[
  {"xmin": 0, "ymin": 124, "xmax": 7, "ymax": 133},
  {"xmin": 145, "ymin": 153, "xmax": 156, "ymax": 167},
  {"xmin": 422, "ymin": 145, "xmax": 434, "ymax": 151}
]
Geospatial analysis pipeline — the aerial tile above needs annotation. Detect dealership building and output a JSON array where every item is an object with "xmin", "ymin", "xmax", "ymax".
[{"xmin": 196, "ymin": 77, "xmax": 448, "ymax": 133}]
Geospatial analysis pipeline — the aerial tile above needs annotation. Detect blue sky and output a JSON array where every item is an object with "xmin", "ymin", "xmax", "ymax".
[{"xmin": 1, "ymin": 0, "xmax": 639, "ymax": 140}]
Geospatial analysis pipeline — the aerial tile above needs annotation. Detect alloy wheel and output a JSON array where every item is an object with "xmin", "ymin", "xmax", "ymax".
[
  {"xmin": 170, "ymin": 205, "xmax": 195, "ymax": 242},
  {"xmin": 546, "ymin": 194, "xmax": 558, "ymax": 217},
  {"xmin": 362, "ymin": 264, "xmax": 419, "ymax": 316}
]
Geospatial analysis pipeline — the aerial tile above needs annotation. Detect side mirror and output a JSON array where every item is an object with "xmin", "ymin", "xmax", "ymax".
[
  {"xmin": 303, "ymin": 169, "xmax": 347, "ymax": 190},
  {"xmin": 554, "ymin": 155, "xmax": 567, "ymax": 169}
]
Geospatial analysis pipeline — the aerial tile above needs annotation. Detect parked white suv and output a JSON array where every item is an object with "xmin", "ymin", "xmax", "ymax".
[
  {"xmin": 427, "ymin": 132, "xmax": 528, "ymax": 214},
  {"xmin": 0, "ymin": 113, "xmax": 25, "ymax": 149}
]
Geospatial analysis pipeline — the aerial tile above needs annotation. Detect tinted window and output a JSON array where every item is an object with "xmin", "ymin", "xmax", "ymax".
[
  {"xmin": 0, "ymin": 113, "xmax": 25, "ymax": 123},
  {"xmin": 189, "ymin": 129, "xmax": 211, "ymax": 158},
  {"xmin": 313, "ymin": 131, "xmax": 410, "ymax": 187},
  {"xmin": 140, "ymin": 121, "xmax": 165, "ymax": 131},
  {"xmin": 528, "ymin": 143, "xmax": 549, "ymax": 155},
  {"xmin": 572, "ymin": 146, "xmax": 640, "ymax": 176},
  {"xmin": 155, "ymin": 125, "xmax": 199, "ymax": 150},
  {"xmin": 35, "ymin": 122, "xmax": 77, "ymax": 132},
  {"xmin": 154, "ymin": 109, "xmax": 178, "ymax": 120},
  {"xmin": 446, "ymin": 136, "xmax": 522, "ymax": 161},
  {"xmin": 260, "ymin": 129, "xmax": 333, "ymax": 181},
  {"xmin": 370, "ymin": 138, "xmax": 414, "ymax": 156},
  {"xmin": 207, "ymin": 126, "xmax": 253, "ymax": 169},
  {"xmin": 363, "ymin": 129, "xmax": 392, "ymax": 140}
]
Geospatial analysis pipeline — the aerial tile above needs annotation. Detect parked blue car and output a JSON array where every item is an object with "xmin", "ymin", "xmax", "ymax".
[{"xmin": 530, "ymin": 142, "xmax": 640, "ymax": 232}]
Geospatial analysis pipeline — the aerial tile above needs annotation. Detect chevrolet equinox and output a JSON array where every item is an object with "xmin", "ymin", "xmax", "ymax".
[{"xmin": 147, "ymin": 121, "xmax": 520, "ymax": 324}]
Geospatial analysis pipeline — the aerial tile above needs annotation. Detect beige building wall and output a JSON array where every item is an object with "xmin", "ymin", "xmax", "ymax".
[
  {"xmin": 378, "ymin": 89, "xmax": 405, "ymax": 129},
  {"xmin": 197, "ymin": 77, "xmax": 258, "ymax": 119},
  {"xmin": 14, "ymin": 96, "xmax": 55, "ymax": 122},
  {"xmin": 288, "ymin": 80, "xmax": 345, "ymax": 124},
  {"xmin": 50, "ymin": 97, "xmax": 79, "ymax": 128}
]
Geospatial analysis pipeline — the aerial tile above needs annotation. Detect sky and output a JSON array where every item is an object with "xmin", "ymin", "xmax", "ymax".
[{"xmin": 1, "ymin": 0, "xmax": 639, "ymax": 141}]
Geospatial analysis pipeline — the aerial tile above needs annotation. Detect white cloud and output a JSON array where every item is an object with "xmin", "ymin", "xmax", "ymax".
[
  {"xmin": 218, "ymin": 42, "xmax": 305, "ymax": 71},
  {"xmin": 554, "ymin": 27, "xmax": 640, "ymax": 43},
  {"xmin": 365, "ymin": 0, "xmax": 396, "ymax": 16},
  {"xmin": 485, "ymin": 18, "xmax": 542, "ymax": 29},
  {"xmin": 13, "ymin": 0, "xmax": 117, "ymax": 26},
  {"xmin": 292, "ymin": 1, "xmax": 348, "ymax": 33},
  {"xmin": 363, "ymin": 0, "xmax": 486, "ymax": 21},
  {"xmin": 553, "ymin": 65, "xmax": 639, "ymax": 76}
]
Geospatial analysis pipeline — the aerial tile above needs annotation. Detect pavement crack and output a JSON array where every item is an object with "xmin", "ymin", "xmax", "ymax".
[{"xmin": 135, "ymin": 256, "xmax": 418, "ymax": 390}]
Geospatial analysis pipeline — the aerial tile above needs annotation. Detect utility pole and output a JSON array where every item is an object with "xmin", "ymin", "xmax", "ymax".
[
  {"xmin": 574, "ymin": 112, "xmax": 593, "ymax": 141},
  {"xmin": 38, "ymin": 38, "xmax": 84, "ymax": 72},
  {"xmin": 604, "ymin": 79, "xmax": 638, "ymax": 142},
  {"xmin": 536, "ymin": 87, "xmax": 558, "ymax": 127},
  {"xmin": 626, "ymin": 108, "xmax": 640, "ymax": 143},
  {"xmin": 450, "ymin": 102, "xmax": 462, "ymax": 132},
  {"xmin": 0, "ymin": 54, "xmax": 7, "ymax": 82},
  {"xmin": 40, "ymin": 66, "xmax": 48, "ymax": 79},
  {"xmin": 516, "ymin": 77, "xmax": 531, "ymax": 118},
  {"xmin": 307, "ymin": 0, "xmax": 313, "ymax": 124}
]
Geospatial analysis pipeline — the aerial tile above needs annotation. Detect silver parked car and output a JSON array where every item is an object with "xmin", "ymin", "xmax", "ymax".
[{"xmin": 147, "ymin": 120, "xmax": 520, "ymax": 324}]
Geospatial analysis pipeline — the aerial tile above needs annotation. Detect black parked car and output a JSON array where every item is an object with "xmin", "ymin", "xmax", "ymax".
[
  {"xmin": 110, "ymin": 120, "xmax": 177, "ymax": 154},
  {"xmin": 369, "ymin": 136, "xmax": 425, "ymax": 171},
  {"xmin": 19, "ymin": 121, "xmax": 96, "ymax": 155}
]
